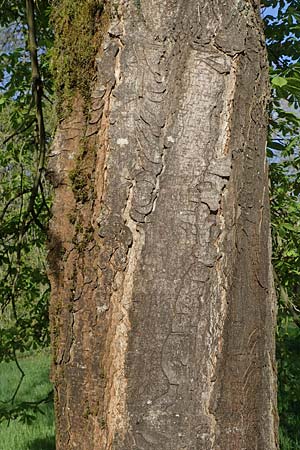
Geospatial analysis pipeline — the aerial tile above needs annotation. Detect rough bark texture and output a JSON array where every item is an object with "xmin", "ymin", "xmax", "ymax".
[{"xmin": 48, "ymin": 1, "xmax": 278, "ymax": 449}]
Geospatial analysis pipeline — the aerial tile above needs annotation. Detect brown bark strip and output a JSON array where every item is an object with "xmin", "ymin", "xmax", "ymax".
[{"xmin": 49, "ymin": 1, "xmax": 278, "ymax": 449}]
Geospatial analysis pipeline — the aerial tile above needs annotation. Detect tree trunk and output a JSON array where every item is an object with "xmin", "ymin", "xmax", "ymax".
[{"xmin": 48, "ymin": 1, "xmax": 278, "ymax": 449}]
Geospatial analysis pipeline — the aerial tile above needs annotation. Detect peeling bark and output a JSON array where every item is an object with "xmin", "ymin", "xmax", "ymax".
[{"xmin": 48, "ymin": 1, "xmax": 278, "ymax": 449}]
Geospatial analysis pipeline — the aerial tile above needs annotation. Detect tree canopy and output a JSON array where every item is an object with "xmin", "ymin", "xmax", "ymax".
[{"xmin": 263, "ymin": 1, "xmax": 300, "ymax": 445}]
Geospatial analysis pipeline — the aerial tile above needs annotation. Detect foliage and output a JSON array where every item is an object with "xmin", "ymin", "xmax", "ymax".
[
  {"xmin": 0, "ymin": 0, "xmax": 53, "ymax": 423},
  {"xmin": 262, "ymin": 1, "xmax": 300, "ymax": 447}
]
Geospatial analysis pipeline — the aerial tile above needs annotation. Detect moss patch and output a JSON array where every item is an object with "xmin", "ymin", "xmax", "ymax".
[
  {"xmin": 69, "ymin": 168, "xmax": 88, "ymax": 202},
  {"xmin": 68, "ymin": 140, "xmax": 96, "ymax": 252},
  {"xmin": 51, "ymin": 0, "xmax": 110, "ymax": 116}
]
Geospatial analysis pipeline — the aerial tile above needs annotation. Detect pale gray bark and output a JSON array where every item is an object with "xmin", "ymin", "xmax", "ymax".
[{"xmin": 48, "ymin": 1, "xmax": 278, "ymax": 449}]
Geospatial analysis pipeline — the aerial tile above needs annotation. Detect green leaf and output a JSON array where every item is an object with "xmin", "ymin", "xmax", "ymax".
[
  {"xmin": 282, "ymin": 223, "xmax": 300, "ymax": 232},
  {"xmin": 272, "ymin": 76, "xmax": 288, "ymax": 87}
]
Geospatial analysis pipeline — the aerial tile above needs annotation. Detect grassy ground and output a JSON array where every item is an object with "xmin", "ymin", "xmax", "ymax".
[
  {"xmin": 0, "ymin": 349, "xmax": 55, "ymax": 450},
  {"xmin": 278, "ymin": 324, "xmax": 300, "ymax": 450}
]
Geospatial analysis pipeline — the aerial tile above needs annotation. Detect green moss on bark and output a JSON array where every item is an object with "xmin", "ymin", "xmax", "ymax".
[{"xmin": 51, "ymin": 0, "xmax": 110, "ymax": 116}]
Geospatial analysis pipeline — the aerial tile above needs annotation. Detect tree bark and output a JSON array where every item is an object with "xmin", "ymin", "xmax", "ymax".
[{"xmin": 48, "ymin": 1, "xmax": 278, "ymax": 449}]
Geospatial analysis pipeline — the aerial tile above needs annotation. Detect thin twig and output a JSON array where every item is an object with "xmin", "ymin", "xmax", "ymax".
[
  {"xmin": 10, "ymin": 349, "xmax": 25, "ymax": 404},
  {"xmin": 23, "ymin": 0, "xmax": 47, "ymax": 233},
  {"xmin": 0, "ymin": 189, "xmax": 31, "ymax": 223},
  {"xmin": 2, "ymin": 119, "xmax": 35, "ymax": 145},
  {"xmin": 39, "ymin": 178, "xmax": 51, "ymax": 216}
]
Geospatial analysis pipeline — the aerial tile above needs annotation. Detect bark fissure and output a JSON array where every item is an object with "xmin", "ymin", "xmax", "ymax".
[{"xmin": 103, "ymin": 182, "xmax": 145, "ymax": 450}]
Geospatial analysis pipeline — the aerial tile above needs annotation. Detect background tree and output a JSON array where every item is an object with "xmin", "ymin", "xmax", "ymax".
[
  {"xmin": 48, "ymin": 1, "xmax": 277, "ymax": 449},
  {"xmin": 0, "ymin": 0, "xmax": 53, "ymax": 423},
  {"xmin": 262, "ymin": 1, "xmax": 300, "ymax": 447}
]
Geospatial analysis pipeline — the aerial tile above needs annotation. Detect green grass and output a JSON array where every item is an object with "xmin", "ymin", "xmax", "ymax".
[
  {"xmin": 0, "ymin": 349, "xmax": 55, "ymax": 450},
  {"xmin": 278, "ymin": 323, "xmax": 300, "ymax": 450},
  {"xmin": 280, "ymin": 429, "xmax": 300, "ymax": 450}
]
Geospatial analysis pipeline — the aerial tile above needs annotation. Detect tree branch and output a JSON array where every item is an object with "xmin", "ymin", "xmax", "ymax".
[{"xmin": 24, "ymin": 0, "xmax": 47, "ymax": 231}]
